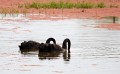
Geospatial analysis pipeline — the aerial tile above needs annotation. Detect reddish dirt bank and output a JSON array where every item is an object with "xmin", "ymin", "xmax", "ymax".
[
  {"xmin": 25, "ymin": 8, "xmax": 120, "ymax": 20},
  {"xmin": 0, "ymin": 0, "xmax": 120, "ymax": 20}
]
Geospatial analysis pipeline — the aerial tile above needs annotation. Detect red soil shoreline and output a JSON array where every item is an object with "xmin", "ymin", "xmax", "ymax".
[
  {"xmin": 0, "ymin": 0, "xmax": 120, "ymax": 20},
  {"xmin": 25, "ymin": 8, "xmax": 120, "ymax": 20}
]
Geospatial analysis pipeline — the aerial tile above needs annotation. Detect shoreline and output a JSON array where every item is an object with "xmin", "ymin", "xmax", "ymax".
[
  {"xmin": 0, "ymin": 0, "xmax": 120, "ymax": 20},
  {"xmin": 25, "ymin": 8, "xmax": 120, "ymax": 20},
  {"xmin": 0, "ymin": 8, "xmax": 120, "ymax": 20}
]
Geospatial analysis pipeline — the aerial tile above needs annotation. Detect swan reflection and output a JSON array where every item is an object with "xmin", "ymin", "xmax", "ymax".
[
  {"xmin": 38, "ymin": 51, "xmax": 70, "ymax": 61},
  {"xmin": 20, "ymin": 50, "xmax": 70, "ymax": 61}
]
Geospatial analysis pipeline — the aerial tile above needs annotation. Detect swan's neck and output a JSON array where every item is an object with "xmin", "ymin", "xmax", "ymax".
[
  {"xmin": 46, "ymin": 38, "xmax": 56, "ymax": 44},
  {"xmin": 62, "ymin": 38, "xmax": 71, "ymax": 53}
]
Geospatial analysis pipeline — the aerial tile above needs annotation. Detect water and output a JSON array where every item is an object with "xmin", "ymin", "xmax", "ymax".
[{"xmin": 0, "ymin": 14, "xmax": 120, "ymax": 74}]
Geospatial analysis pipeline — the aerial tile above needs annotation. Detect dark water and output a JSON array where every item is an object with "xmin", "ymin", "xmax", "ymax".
[{"xmin": 0, "ymin": 14, "xmax": 120, "ymax": 74}]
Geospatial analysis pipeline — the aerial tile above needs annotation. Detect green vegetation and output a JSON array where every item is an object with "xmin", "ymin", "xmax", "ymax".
[
  {"xmin": 18, "ymin": 1, "xmax": 106, "ymax": 9},
  {"xmin": 1, "ymin": 1, "xmax": 118, "ymax": 14},
  {"xmin": 96, "ymin": 2, "xmax": 105, "ymax": 8},
  {"xmin": 75, "ymin": 2, "xmax": 95, "ymax": 8}
]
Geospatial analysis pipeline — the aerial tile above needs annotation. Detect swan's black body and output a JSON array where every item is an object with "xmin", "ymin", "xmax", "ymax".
[
  {"xmin": 19, "ymin": 40, "xmax": 40, "ymax": 52},
  {"xmin": 38, "ymin": 38, "xmax": 71, "ymax": 53},
  {"xmin": 19, "ymin": 37, "xmax": 71, "ymax": 53}
]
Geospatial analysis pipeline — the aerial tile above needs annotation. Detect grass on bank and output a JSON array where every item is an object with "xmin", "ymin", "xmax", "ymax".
[
  {"xmin": 2, "ymin": 1, "xmax": 118, "ymax": 14},
  {"xmin": 1, "ymin": 8, "xmax": 19, "ymax": 14},
  {"xmin": 0, "ymin": 8, "xmax": 28, "ymax": 16},
  {"xmin": 18, "ymin": 1, "xmax": 106, "ymax": 9}
]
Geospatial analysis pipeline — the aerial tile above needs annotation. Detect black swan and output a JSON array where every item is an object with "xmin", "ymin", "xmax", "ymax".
[
  {"xmin": 38, "ymin": 38, "xmax": 71, "ymax": 53},
  {"xmin": 19, "ymin": 40, "xmax": 40, "ymax": 52},
  {"xmin": 38, "ymin": 37, "xmax": 71, "ymax": 60},
  {"xmin": 19, "ymin": 37, "xmax": 71, "ymax": 60}
]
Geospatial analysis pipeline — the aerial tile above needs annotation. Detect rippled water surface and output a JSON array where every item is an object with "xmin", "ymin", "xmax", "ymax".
[{"xmin": 0, "ymin": 14, "xmax": 120, "ymax": 74}]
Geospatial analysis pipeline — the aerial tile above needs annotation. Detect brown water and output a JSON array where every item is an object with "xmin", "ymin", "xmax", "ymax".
[{"xmin": 0, "ymin": 14, "xmax": 120, "ymax": 74}]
